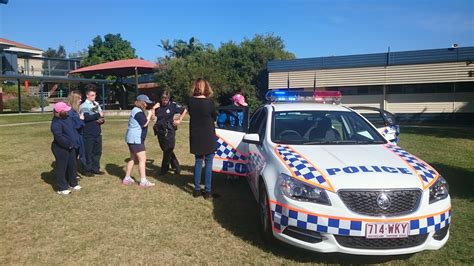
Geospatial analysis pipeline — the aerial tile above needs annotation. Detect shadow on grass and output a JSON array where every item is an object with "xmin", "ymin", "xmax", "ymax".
[
  {"xmin": 401, "ymin": 126, "xmax": 474, "ymax": 141},
  {"xmin": 40, "ymin": 162, "xmax": 57, "ymax": 192},
  {"xmin": 106, "ymin": 159, "xmax": 164, "ymax": 182},
  {"xmin": 431, "ymin": 162, "xmax": 474, "ymax": 200},
  {"xmin": 154, "ymin": 168, "xmax": 413, "ymax": 263},
  {"xmin": 148, "ymin": 163, "xmax": 197, "ymax": 194},
  {"xmin": 209, "ymin": 175, "xmax": 414, "ymax": 263}
]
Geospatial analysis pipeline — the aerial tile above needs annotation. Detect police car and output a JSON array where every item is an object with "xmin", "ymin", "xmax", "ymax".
[{"xmin": 213, "ymin": 90, "xmax": 450, "ymax": 255}]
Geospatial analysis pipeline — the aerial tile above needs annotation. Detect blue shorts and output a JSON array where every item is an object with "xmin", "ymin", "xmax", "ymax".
[{"xmin": 128, "ymin": 143, "xmax": 145, "ymax": 153}]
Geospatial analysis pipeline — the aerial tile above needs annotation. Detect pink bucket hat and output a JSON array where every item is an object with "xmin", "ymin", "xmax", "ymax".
[
  {"xmin": 54, "ymin": 102, "xmax": 71, "ymax": 113},
  {"xmin": 232, "ymin": 94, "xmax": 248, "ymax": 106}
]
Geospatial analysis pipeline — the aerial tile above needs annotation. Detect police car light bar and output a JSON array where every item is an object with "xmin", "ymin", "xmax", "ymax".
[
  {"xmin": 266, "ymin": 90, "xmax": 342, "ymax": 104},
  {"xmin": 314, "ymin": 91, "xmax": 342, "ymax": 104}
]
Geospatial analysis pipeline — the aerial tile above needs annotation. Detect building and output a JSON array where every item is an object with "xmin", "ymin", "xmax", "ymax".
[
  {"xmin": 0, "ymin": 38, "xmax": 111, "ymax": 113},
  {"xmin": 0, "ymin": 37, "xmax": 81, "ymax": 77},
  {"xmin": 267, "ymin": 47, "xmax": 474, "ymax": 124}
]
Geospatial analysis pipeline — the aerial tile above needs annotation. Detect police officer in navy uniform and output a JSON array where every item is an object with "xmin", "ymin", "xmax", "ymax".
[{"xmin": 153, "ymin": 90, "xmax": 187, "ymax": 175}]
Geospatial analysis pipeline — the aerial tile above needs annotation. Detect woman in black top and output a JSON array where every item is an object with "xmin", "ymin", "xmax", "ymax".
[
  {"xmin": 187, "ymin": 78, "xmax": 217, "ymax": 199},
  {"xmin": 153, "ymin": 90, "xmax": 187, "ymax": 175}
]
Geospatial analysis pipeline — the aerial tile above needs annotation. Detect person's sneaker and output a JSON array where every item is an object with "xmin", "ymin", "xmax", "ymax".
[
  {"xmin": 192, "ymin": 190, "xmax": 202, "ymax": 198},
  {"xmin": 72, "ymin": 185, "xmax": 82, "ymax": 191},
  {"xmin": 174, "ymin": 166, "xmax": 181, "ymax": 175},
  {"xmin": 57, "ymin": 189, "xmax": 71, "ymax": 195},
  {"xmin": 203, "ymin": 192, "xmax": 213, "ymax": 200},
  {"xmin": 93, "ymin": 170, "xmax": 106, "ymax": 175},
  {"xmin": 139, "ymin": 179, "xmax": 155, "ymax": 188},
  {"xmin": 122, "ymin": 177, "xmax": 136, "ymax": 185}
]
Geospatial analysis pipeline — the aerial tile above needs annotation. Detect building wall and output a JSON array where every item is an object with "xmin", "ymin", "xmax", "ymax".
[{"xmin": 269, "ymin": 62, "xmax": 474, "ymax": 89}]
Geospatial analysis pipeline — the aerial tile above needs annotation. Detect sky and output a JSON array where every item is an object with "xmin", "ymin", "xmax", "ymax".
[{"xmin": 0, "ymin": 0, "xmax": 473, "ymax": 61}]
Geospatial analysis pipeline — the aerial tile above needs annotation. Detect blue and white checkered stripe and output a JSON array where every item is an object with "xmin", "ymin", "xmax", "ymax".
[
  {"xmin": 385, "ymin": 144, "xmax": 438, "ymax": 188},
  {"xmin": 271, "ymin": 201, "xmax": 363, "ymax": 236},
  {"xmin": 276, "ymin": 145, "xmax": 332, "ymax": 191},
  {"xmin": 248, "ymin": 152, "xmax": 265, "ymax": 173},
  {"xmin": 271, "ymin": 201, "xmax": 451, "ymax": 237},
  {"xmin": 410, "ymin": 209, "xmax": 451, "ymax": 235},
  {"xmin": 215, "ymin": 137, "xmax": 247, "ymax": 161}
]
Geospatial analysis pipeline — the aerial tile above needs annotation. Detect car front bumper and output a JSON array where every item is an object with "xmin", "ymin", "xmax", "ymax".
[{"xmin": 270, "ymin": 198, "xmax": 451, "ymax": 255}]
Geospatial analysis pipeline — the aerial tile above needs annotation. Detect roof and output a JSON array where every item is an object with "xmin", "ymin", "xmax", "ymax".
[
  {"xmin": 0, "ymin": 37, "xmax": 43, "ymax": 51},
  {"xmin": 267, "ymin": 46, "xmax": 474, "ymax": 72},
  {"xmin": 0, "ymin": 73, "xmax": 113, "ymax": 83},
  {"xmin": 69, "ymin": 58, "xmax": 157, "ymax": 76},
  {"xmin": 268, "ymin": 102, "xmax": 351, "ymax": 112}
]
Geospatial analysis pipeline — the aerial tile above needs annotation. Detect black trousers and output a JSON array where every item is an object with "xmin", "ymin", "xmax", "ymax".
[
  {"xmin": 161, "ymin": 148, "xmax": 179, "ymax": 174},
  {"xmin": 51, "ymin": 143, "xmax": 78, "ymax": 191},
  {"xmin": 83, "ymin": 135, "xmax": 102, "ymax": 172},
  {"xmin": 157, "ymin": 134, "xmax": 179, "ymax": 174}
]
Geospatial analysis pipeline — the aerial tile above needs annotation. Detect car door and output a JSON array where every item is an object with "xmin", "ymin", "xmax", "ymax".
[
  {"xmin": 246, "ymin": 107, "xmax": 268, "ymax": 196},
  {"xmin": 351, "ymin": 106, "xmax": 400, "ymax": 144},
  {"xmin": 213, "ymin": 106, "xmax": 249, "ymax": 177}
]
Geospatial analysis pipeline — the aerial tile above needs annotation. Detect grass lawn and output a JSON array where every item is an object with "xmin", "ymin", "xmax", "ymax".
[{"xmin": 0, "ymin": 118, "xmax": 472, "ymax": 264}]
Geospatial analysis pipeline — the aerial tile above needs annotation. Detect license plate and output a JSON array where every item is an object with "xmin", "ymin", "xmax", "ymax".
[{"xmin": 365, "ymin": 222, "xmax": 409, "ymax": 238}]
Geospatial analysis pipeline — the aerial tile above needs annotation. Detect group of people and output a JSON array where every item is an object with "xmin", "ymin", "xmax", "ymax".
[
  {"xmin": 51, "ymin": 86, "xmax": 106, "ymax": 195},
  {"xmin": 51, "ymin": 79, "xmax": 240, "ymax": 199}
]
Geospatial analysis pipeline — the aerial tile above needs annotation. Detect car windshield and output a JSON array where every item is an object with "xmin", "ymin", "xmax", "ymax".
[{"xmin": 271, "ymin": 110, "xmax": 386, "ymax": 145}]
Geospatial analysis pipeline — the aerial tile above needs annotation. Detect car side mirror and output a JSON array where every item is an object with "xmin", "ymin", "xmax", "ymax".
[{"xmin": 243, "ymin": 133, "xmax": 261, "ymax": 145}]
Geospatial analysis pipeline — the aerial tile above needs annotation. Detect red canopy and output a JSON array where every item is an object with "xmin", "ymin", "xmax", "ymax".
[{"xmin": 69, "ymin": 58, "xmax": 157, "ymax": 76}]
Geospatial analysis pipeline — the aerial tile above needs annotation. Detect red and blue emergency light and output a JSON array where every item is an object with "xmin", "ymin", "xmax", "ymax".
[{"xmin": 266, "ymin": 90, "xmax": 342, "ymax": 104}]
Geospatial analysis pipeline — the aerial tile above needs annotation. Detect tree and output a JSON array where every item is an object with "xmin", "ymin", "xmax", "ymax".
[
  {"xmin": 68, "ymin": 48, "xmax": 88, "ymax": 59},
  {"xmin": 155, "ymin": 33, "xmax": 295, "ymax": 108},
  {"xmin": 44, "ymin": 45, "xmax": 67, "ymax": 58},
  {"xmin": 158, "ymin": 37, "xmax": 213, "ymax": 59},
  {"xmin": 82, "ymin": 33, "xmax": 136, "ymax": 66}
]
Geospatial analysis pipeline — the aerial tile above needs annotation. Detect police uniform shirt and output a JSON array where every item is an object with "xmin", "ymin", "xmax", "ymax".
[{"xmin": 154, "ymin": 102, "xmax": 185, "ymax": 134}]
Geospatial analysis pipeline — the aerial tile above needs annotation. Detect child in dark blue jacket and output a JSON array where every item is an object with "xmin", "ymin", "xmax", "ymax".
[{"xmin": 51, "ymin": 102, "xmax": 82, "ymax": 195}]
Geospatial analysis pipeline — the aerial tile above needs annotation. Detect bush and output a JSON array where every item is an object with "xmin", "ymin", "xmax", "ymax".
[{"xmin": 3, "ymin": 96, "xmax": 41, "ymax": 112}]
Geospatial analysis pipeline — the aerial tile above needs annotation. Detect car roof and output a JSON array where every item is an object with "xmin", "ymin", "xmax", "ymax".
[{"xmin": 266, "ymin": 102, "xmax": 352, "ymax": 112}]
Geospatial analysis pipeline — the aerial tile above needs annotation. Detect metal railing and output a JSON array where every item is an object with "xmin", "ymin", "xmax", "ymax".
[{"xmin": 14, "ymin": 57, "xmax": 80, "ymax": 77}]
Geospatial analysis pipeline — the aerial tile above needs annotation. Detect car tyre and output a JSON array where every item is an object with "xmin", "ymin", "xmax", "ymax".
[{"xmin": 258, "ymin": 178, "xmax": 275, "ymax": 243}]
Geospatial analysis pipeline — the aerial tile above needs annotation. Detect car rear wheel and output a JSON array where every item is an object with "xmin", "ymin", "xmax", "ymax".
[{"xmin": 258, "ymin": 179, "xmax": 274, "ymax": 243}]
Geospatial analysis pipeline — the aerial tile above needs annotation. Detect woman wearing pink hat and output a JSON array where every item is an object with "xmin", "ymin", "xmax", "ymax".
[{"xmin": 50, "ymin": 101, "xmax": 82, "ymax": 195}]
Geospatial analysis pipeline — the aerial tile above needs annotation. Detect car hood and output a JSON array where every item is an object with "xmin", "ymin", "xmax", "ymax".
[{"xmin": 275, "ymin": 144, "xmax": 437, "ymax": 192}]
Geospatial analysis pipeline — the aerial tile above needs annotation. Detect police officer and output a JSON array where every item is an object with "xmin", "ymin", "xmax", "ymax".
[{"xmin": 153, "ymin": 90, "xmax": 187, "ymax": 175}]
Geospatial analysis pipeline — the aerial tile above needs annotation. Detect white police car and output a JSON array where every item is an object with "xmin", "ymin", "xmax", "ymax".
[{"xmin": 213, "ymin": 90, "xmax": 450, "ymax": 255}]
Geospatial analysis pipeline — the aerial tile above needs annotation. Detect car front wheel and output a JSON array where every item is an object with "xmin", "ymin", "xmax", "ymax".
[{"xmin": 258, "ymin": 179, "xmax": 274, "ymax": 243}]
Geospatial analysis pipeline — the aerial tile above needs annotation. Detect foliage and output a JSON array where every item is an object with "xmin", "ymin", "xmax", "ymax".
[
  {"xmin": 44, "ymin": 45, "xmax": 67, "ymax": 59},
  {"xmin": 82, "ymin": 34, "xmax": 137, "ymax": 67},
  {"xmin": 155, "ymin": 34, "xmax": 295, "ymax": 108},
  {"xmin": 68, "ymin": 48, "xmax": 88, "ymax": 59},
  {"xmin": 3, "ymin": 96, "xmax": 41, "ymax": 111}
]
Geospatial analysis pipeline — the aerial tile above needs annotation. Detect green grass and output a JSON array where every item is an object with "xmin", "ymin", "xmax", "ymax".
[{"xmin": 0, "ymin": 121, "xmax": 472, "ymax": 264}]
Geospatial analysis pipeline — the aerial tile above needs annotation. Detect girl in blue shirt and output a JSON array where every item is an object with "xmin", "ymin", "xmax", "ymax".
[{"xmin": 123, "ymin": 95, "xmax": 160, "ymax": 187}]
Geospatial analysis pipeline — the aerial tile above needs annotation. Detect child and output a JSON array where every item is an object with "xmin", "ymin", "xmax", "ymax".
[
  {"xmin": 51, "ymin": 102, "xmax": 82, "ymax": 195},
  {"xmin": 123, "ymin": 95, "xmax": 160, "ymax": 187}
]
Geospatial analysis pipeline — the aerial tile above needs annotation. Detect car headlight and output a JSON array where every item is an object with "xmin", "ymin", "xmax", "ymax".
[
  {"xmin": 429, "ymin": 176, "xmax": 449, "ymax": 204},
  {"xmin": 278, "ymin": 173, "xmax": 331, "ymax": 205}
]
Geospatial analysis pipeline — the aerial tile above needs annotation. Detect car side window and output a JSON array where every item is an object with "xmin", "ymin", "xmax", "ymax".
[
  {"xmin": 256, "ymin": 109, "xmax": 267, "ymax": 139},
  {"xmin": 248, "ymin": 109, "xmax": 264, "ymax": 134}
]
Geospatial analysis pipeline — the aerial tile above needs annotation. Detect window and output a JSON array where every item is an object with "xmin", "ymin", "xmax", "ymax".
[
  {"xmin": 387, "ymin": 83, "xmax": 454, "ymax": 94},
  {"xmin": 456, "ymin": 82, "xmax": 474, "ymax": 93},
  {"xmin": 216, "ymin": 106, "xmax": 249, "ymax": 132},
  {"xmin": 336, "ymin": 86, "xmax": 383, "ymax": 95},
  {"xmin": 257, "ymin": 109, "xmax": 267, "ymax": 140},
  {"xmin": 248, "ymin": 108, "xmax": 265, "ymax": 134},
  {"xmin": 271, "ymin": 111, "xmax": 385, "ymax": 145}
]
